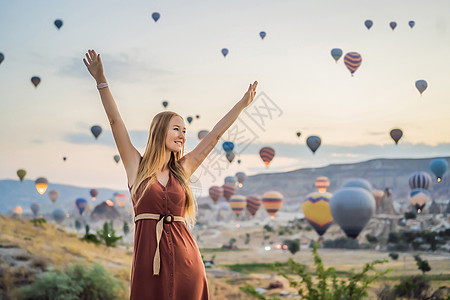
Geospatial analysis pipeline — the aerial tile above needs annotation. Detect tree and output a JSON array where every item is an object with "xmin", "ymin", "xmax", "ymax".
[
  {"xmin": 283, "ymin": 239, "xmax": 300, "ymax": 255},
  {"xmin": 414, "ymin": 255, "xmax": 431, "ymax": 274},
  {"xmin": 123, "ymin": 221, "xmax": 130, "ymax": 236},
  {"xmin": 97, "ymin": 222, "xmax": 122, "ymax": 247},
  {"xmin": 75, "ymin": 219, "xmax": 82, "ymax": 231}
]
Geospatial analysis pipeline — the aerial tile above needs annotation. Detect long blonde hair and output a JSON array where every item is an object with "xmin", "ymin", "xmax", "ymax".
[{"xmin": 130, "ymin": 111, "xmax": 197, "ymax": 229}]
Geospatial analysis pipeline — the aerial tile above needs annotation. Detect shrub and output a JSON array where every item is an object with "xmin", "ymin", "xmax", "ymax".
[
  {"xmin": 123, "ymin": 222, "xmax": 130, "ymax": 236},
  {"xmin": 97, "ymin": 222, "xmax": 122, "ymax": 247},
  {"xmin": 414, "ymin": 255, "xmax": 431, "ymax": 274},
  {"xmin": 388, "ymin": 253, "xmax": 399, "ymax": 260},
  {"xmin": 365, "ymin": 234, "xmax": 378, "ymax": 244},
  {"xmin": 323, "ymin": 237, "xmax": 360, "ymax": 249},
  {"xmin": 394, "ymin": 275, "xmax": 430, "ymax": 299},
  {"xmin": 283, "ymin": 239, "xmax": 300, "ymax": 255},
  {"xmin": 264, "ymin": 224, "xmax": 273, "ymax": 232},
  {"xmin": 404, "ymin": 211, "xmax": 416, "ymax": 219}
]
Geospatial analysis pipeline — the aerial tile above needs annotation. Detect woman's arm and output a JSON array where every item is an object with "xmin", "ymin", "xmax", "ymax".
[
  {"xmin": 181, "ymin": 81, "xmax": 258, "ymax": 177},
  {"xmin": 83, "ymin": 50, "xmax": 141, "ymax": 185}
]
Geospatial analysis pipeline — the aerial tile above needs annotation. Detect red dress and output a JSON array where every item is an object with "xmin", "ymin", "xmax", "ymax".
[{"xmin": 129, "ymin": 158, "xmax": 209, "ymax": 300}]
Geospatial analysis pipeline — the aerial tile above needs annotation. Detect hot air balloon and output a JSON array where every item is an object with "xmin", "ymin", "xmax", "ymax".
[
  {"xmin": 409, "ymin": 189, "xmax": 430, "ymax": 212},
  {"xmin": 162, "ymin": 101, "xmax": 168, "ymax": 108},
  {"xmin": 106, "ymin": 199, "xmax": 114, "ymax": 207},
  {"xmin": 389, "ymin": 21, "xmax": 397, "ymax": 30},
  {"xmin": 296, "ymin": 131, "xmax": 301, "ymax": 138},
  {"xmin": 330, "ymin": 187, "xmax": 375, "ymax": 238},
  {"xmin": 30, "ymin": 203, "xmax": 40, "ymax": 217},
  {"xmin": 13, "ymin": 206, "xmax": 23, "ymax": 216},
  {"xmin": 114, "ymin": 193, "xmax": 128, "ymax": 207},
  {"xmin": 226, "ymin": 151, "xmax": 235, "ymax": 163},
  {"xmin": 222, "ymin": 141, "xmax": 234, "ymax": 152},
  {"xmin": 209, "ymin": 186, "xmax": 223, "ymax": 204},
  {"xmin": 237, "ymin": 159, "xmax": 241, "ymax": 164},
  {"xmin": 196, "ymin": 115, "xmax": 200, "ymax": 119},
  {"xmin": 364, "ymin": 20, "xmax": 373, "ymax": 30},
  {"xmin": 52, "ymin": 208, "xmax": 66, "ymax": 224},
  {"xmin": 221, "ymin": 48, "xmax": 229, "ymax": 57},
  {"xmin": 90, "ymin": 125, "xmax": 102, "ymax": 139},
  {"xmin": 75, "ymin": 198, "xmax": 88, "ymax": 215},
  {"xmin": 259, "ymin": 31, "xmax": 266, "ymax": 39},
  {"xmin": 390, "ymin": 129, "xmax": 403, "ymax": 145},
  {"xmin": 430, "ymin": 158, "xmax": 448, "ymax": 182},
  {"xmin": 54, "ymin": 19, "xmax": 63, "ymax": 29},
  {"xmin": 246, "ymin": 195, "xmax": 261, "ymax": 217},
  {"xmin": 0, "ymin": 53, "xmax": 4, "ymax": 65},
  {"xmin": 372, "ymin": 190, "xmax": 384, "ymax": 207},
  {"xmin": 90, "ymin": 189, "xmax": 98, "ymax": 201},
  {"xmin": 259, "ymin": 147, "xmax": 275, "ymax": 167},
  {"xmin": 17, "ymin": 169, "xmax": 26, "ymax": 182},
  {"xmin": 409, "ymin": 20, "xmax": 415, "ymax": 28},
  {"xmin": 415, "ymin": 80, "xmax": 427, "ymax": 95},
  {"xmin": 114, "ymin": 154, "xmax": 120, "ymax": 164},
  {"xmin": 35, "ymin": 177, "xmax": 48, "ymax": 194},
  {"xmin": 187, "ymin": 116, "xmax": 193, "ymax": 124},
  {"xmin": 342, "ymin": 178, "xmax": 372, "ymax": 192},
  {"xmin": 302, "ymin": 192, "xmax": 333, "ymax": 236},
  {"xmin": 63, "ymin": 157, "xmax": 67, "ymax": 161},
  {"xmin": 198, "ymin": 130, "xmax": 209, "ymax": 140},
  {"xmin": 222, "ymin": 183, "xmax": 237, "ymax": 202},
  {"xmin": 152, "ymin": 12, "xmax": 160, "ymax": 22},
  {"xmin": 235, "ymin": 172, "xmax": 247, "ymax": 188},
  {"xmin": 229, "ymin": 195, "xmax": 247, "ymax": 216},
  {"xmin": 343, "ymin": 52, "xmax": 362, "ymax": 76},
  {"xmin": 409, "ymin": 172, "xmax": 431, "ymax": 190},
  {"xmin": 31, "ymin": 76, "xmax": 41, "ymax": 87},
  {"xmin": 49, "ymin": 190, "xmax": 60, "ymax": 203},
  {"xmin": 262, "ymin": 191, "xmax": 283, "ymax": 218},
  {"xmin": 331, "ymin": 48, "xmax": 343, "ymax": 63},
  {"xmin": 306, "ymin": 136, "xmax": 321, "ymax": 154},
  {"xmin": 314, "ymin": 176, "xmax": 330, "ymax": 193},
  {"xmin": 224, "ymin": 176, "xmax": 237, "ymax": 186}
]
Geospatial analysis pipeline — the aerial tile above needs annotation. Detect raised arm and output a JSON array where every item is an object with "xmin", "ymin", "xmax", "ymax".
[
  {"xmin": 83, "ymin": 49, "xmax": 141, "ymax": 186},
  {"xmin": 181, "ymin": 81, "xmax": 258, "ymax": 177}
]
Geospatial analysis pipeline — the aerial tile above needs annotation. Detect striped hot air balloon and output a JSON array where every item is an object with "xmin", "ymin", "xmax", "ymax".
[
  {"xmin": 114, "ymin": 193, "xmax": 128, "ymax": 207},
  {"xmin": 343, "ymin": 52, "xmax": 362, "ymax": 76},
  {"xmin": 222, "ymin": 183, "xmax": 237, "ymax": 202},
  {"xmin": 262, "ymin": 191, "xmax": 283, "ymax": 218},
  {"xmin": 314, "ymin": 176, "xmax": 330, "ymax": 193},
  {"xmin": 259, "ymin": 147, "xmax": 275, "ymax": 167},
  {"xmin": 229, "ymin": 195, "xmax": 247, "ymax": 216},
  {"xmin": 409, "ymin": 172, "xmax": 432, "ymax": 190},
  {"xmin": 246, "ymin": 195, "xmax": 261, "ymax": 217},
  {"xmin": 209, "ymin": 186, "xmax": 223, "ymax": 204},
  {"xmin": 302, "ymin": 192, "xmax": 333, "ymax": 236}
]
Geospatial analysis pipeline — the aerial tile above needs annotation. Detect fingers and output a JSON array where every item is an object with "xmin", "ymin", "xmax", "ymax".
[
  {"xmin": 83, "ymin": 58, "xmax": 89, "ymax": 68},
  {"xmin": 85, "ymin": 53, "xmax": 91, "ymax": 63}
]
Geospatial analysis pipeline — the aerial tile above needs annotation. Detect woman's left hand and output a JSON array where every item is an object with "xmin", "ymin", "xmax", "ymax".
[{"xmin": 240, "ymin": 81, "xmax": 258, "ymax": 107}]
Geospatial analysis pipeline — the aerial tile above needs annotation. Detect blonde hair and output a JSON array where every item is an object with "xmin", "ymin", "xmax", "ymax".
[{"xmin": 130, "ymin": 111, "xmax": 197, "ymax": 229}]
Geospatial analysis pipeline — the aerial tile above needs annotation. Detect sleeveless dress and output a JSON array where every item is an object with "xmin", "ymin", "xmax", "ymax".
[{"xmin": 128, "ymin": 157, "xmax": 209, "ymax": 300}]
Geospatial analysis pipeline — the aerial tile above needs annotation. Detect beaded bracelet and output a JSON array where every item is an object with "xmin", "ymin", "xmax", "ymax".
[{"xmin": 97, "ymin": 82, "xmax": 108, "ymax": 89}]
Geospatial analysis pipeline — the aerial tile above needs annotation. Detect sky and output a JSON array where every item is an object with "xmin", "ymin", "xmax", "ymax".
[{"xmin": 0, "ymin": 0, "xmax": 449, "ymax": 195}]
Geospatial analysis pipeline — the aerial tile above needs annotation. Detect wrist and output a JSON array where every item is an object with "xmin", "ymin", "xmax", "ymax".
[{"xmin": 95, "ymin": 75, "xmax": 107, "ymax": 85}]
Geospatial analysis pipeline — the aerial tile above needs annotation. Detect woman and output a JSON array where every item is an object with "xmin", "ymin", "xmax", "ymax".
[{"xmin": 83, "ymin": 49, "xmax": 257, "ymax": 299}]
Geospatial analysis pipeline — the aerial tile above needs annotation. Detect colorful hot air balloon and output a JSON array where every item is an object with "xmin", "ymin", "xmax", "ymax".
[
  {"xmin": 342, "ymin": 178, "xmax": 372, "ymax": 192},
  {"xmin": 198, "ymin": 130, "xmax": 209, "ymax": 140},
  {"xmin": 314, "ymin": 176, "xmax": 330, "ymax": 193},
  {"xmin": 75, "ymin": 198, "xmax": 88, "ymax": 215},
  {"xmin": 209, "ymin": 186, "xmax": 223, "ymax": 204},
  {"xmin": 114, "ymin": 193, "xmax": 128, "ymax": 207},
  {"xmin": 49, "ymin": 190, "xmax": 60, "ymax": 203},
  {"xmin": 364, "ymin": 20, "xmax": 373, "ymax": 30},
  {"xmin": 409, "ymin": 172, "xmax": 432, "ymax": 190},
  {"xmin": 90, "ymin": 189, "xmax": 98, "ymax": 201},
  {"xmin": 302, "ymin": 192, "xmax": 333, "ymax": 236},
  {"xmin": 224, "ymin": 176, "xmax": 237, "ymax": 186},
  {"xmin": 430, "ymin": 158, "xmax": 448, "ymax": 182},
  {"xmin": 306, "ymin": 136, "xmax": 321, "ymax": 154},
  {"xmin": 409, "ymin": 20, "xmax": 415, "ymax": 28},
  {"xmin": 390, "ymin": 129, "xmax": 403, "ymax": 145},
  {"xmin": 262, "ymin": 191, "xmax": 283, "ymax": 218},
  {"xmin": 106, "ymin": 199, "xmax": 114, "ymax": 207},
  {"xmin": 226, "ymin": 151, "xmax": 235, "ymax": 163},
  {"xmin": 162, "ymin": 100, "xmax": 168, "ymax": 108},
  {"xmin": 229, "ymin": 195, "xmax": 247, "ymax": 216},
  {"xmin": 343, "ymin": 52, "xmax": 362, "ymax": 76},
  {"xmin": 31, "ymin": 76, "xmax": 41, "ymax": 87},
  {"xmin": 221, "ymin": 48, "xmax": 229, "ymax": 57},
  {"xmin": 13, "ymin": 206, "xmax": 23, "ymax": 216},
  {"xmin": 330, "ymin": 187, "xmax": 375, "ymax": 238},
  {"xmin": 152, "ymin": 12, "xmax": 160, "ymax": 22},
  {"xmin": 409, "ymin": 189, "xmax": 430, "ymax": 212},
  {"xmin": 246, "ymin": 195, "xmax": 261, "ymax": 217},
  {"xmin": 296, "ymin": 131, "xmax": 301, "ymax": 138},
  {"xmin": 54, "ymin": 19, "xmax": 63, "ymax": 29},
  {"xmin": 0, "ymin": 53, "xmax": 4, "ymax": 65},
  {"xmin": 331, "ymin": 48, "xmax": 343, "ymax": 63},
  {"xmin": 415, "ymin": 80, "xmax": 427, "ymax": 95},
  {"xmin": 235, "ymin": 172, "xmax": 247, "ymax": 188},
  {"xmin": 52, "ymin": 208, "xmax": 66, "ymax": 224},
  {"xmin": 187, "ymin": 116, "xmax": 193, "ymax": 124},
  {"xmin": 389, "ymin": 21, "xmax": 397, "ymax": 30},
  {"xmin": 35, "ymin": 177, "xmax": 48, "ymax": 194},
  {"xmin": 114, "ymin": 154, "xmax": 120, "ymax": 164},
  {"xmin": 17, "ymin": 169, "xmax": 26, "ymax": 182},
  {"xmin": 90, "ymin": 125, "xmax": 102, "ymax": 139},
  {"xmin": 259, "ymin": 31, "xmax": 266, "ymax": 39},
  {"xmin": 222, "ymin": 183, "xmax": 237, "ymax": 201},
  {"xmin": 30, "ymin": 203, "xmax": 40, "ymax": 217},
  {"xmin": 222, "ymin": 141, "xmax": 234, "ymax": 152},
  {"xmin": 259, "ymin": 147, "xmax": 275, "ymax": 167}
]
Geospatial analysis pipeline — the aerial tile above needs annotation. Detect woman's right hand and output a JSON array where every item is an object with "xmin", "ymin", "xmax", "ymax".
[{"xmin": 83, "ymin": 49, "xmax": 105, "ymax": 83}]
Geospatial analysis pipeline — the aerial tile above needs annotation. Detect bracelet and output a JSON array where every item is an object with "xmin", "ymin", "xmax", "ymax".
[{"xmin": 97, "ymin": 82, "xmax": 108, "ymax": 89}]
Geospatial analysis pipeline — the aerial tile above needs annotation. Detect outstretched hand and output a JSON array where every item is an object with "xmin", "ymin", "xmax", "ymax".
[
  {"xmin": 240, "ymin": 81, "xmax": 258, "ymax": 107},
  {"xmin": 83, "ymin": 49, "xmax": 104, "ymax": 83}
]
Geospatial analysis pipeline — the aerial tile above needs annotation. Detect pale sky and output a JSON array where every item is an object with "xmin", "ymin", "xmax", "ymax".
[{"xmin": 1, "ymin": 0, "xmax": 449, "ymax": 194}]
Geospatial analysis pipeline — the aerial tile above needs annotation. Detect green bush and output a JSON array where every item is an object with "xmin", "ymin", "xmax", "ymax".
[
  {"xmin": 414, "ymin": 255, "xmax": 431, "ymax": 274},
  {"xmin": 97, "ymin": 222, "xmax": 122, "ymax": 247},
  {"xmin": 388, "ymin": 253, "xmax": 399, "ymax": 260},
  {"xmin": 365, "ymin": 234, "xmax": 378, "ymax": 244},
  {"xmin": 283, "ymin": 239, "xmax": 300, "ymax": 255},
  {"xmin": 264, "ymin": 224, "xmax": 274, "ymax": 232},
  {"xmin": 18, "ymin": 263, "xmax": 124, "ymax": 300},
  {"xmin": 323, "ymin": 237, "xmax": 360, "ymax": 249}
]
